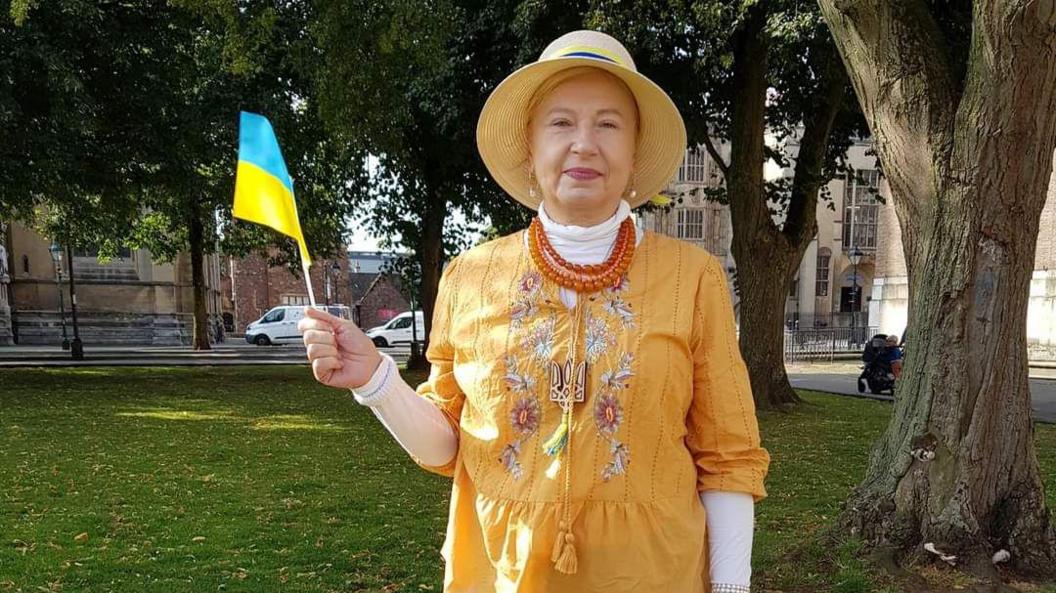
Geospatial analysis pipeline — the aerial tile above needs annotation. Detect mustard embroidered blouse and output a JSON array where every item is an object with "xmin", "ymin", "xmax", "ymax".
[{"xmin": 413, "ymin": 229, "xmax": 770, "ymax": 592}]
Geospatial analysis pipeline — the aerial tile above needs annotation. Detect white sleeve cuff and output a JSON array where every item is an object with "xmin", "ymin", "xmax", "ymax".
[
  {"xmin": 700, "ymin": 490, "xmax": 755, "ymax": 588},
  {"xmin": 350, "ymin": 353, "xmax": 399, "ymax": 406},
  {"xmin": 348, "ymin": 352, "xmax": 458, "ymax": 468}
]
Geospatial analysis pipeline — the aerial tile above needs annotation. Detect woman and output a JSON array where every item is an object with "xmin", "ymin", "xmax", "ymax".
[{"xmin": 299, "ymin": 30, "xmax": 770, "ymax": 593}]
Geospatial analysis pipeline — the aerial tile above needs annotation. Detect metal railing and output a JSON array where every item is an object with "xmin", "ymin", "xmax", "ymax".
[
  {"xmin": 785, "ymin": 312, "xmax": 870, "ymax": 329},
  {"xmin": 784, "ymin": 326, "xmax": 877, "ymax": 362}
]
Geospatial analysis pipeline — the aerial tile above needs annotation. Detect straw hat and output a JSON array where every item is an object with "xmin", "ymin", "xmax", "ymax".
[{"xmin": 476, "ymin": 30, "xmax": 688, "ymax": 210}]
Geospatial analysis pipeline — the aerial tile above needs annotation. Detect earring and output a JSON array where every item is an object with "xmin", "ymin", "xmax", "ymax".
[
  {"xmin": 628, "ymin": 188, "xmax": 638, "ymax": 201},
  {"xmin": 528, "ymin": 169, "xmax": 537, "ymax": 200}
]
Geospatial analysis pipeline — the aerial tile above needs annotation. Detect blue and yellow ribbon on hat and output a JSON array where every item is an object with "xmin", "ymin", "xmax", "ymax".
[{"xmin": 547, "ymin": 44, "xmax": 628, "ymax": 67}]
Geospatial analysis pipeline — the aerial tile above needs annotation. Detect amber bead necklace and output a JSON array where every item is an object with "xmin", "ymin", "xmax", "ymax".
[{"xmin": 527, "ymin": 216, "xmax": 636, "ymax": 293}]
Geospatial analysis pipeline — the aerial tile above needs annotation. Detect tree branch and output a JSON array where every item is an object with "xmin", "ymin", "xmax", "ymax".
[
  {"xmin": 783, "ymin": 51, "xmax": 848, "ymax": 246},
  {"xmin": 818, "ymin": 0, "xmax": 961, "ymax": 211},
  {"xmin": 701, "ymin": 132, "xmax": 729, "ymax": 179}
]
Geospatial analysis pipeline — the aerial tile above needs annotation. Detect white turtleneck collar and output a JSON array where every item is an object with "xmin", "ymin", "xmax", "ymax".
[{"xmin": 535, "ymin": 199, "xmax": 640, "ymax": 266}]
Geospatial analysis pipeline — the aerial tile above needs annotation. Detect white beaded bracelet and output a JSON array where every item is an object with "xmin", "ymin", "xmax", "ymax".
[{"xmin": 711, "ymin": 584, "xmax": 750, "ymax": 593}]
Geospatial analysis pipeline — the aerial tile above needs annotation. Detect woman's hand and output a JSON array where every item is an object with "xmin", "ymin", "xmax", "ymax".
[{"xmin": 298, "ymin": 307, "xmax": 383, "ymax": 390}]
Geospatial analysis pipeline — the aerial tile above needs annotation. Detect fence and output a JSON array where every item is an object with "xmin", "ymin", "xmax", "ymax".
[
  {"xmin": 784, "ymin": 312, "xmax": 870, "ymax": 329},
  {"xmin": 784, "ymin": 326, "xmax": 877, "ymax": 363}
]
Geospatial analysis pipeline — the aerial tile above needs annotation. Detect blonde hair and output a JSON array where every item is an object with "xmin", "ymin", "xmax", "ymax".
[{"xmin": 525, "ymin": 66, "xmax": 641, "ymax": 143}]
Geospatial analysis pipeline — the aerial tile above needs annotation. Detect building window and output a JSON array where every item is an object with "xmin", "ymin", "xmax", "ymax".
[
  {"xmin": 677, "ymin": 148, "xmax": 709, "ymax": 185},
  {"xmin": 281, "ymin": 294, "xmax": 311, "ymax": 306},
  {"xmin": 789, "ymin": 277, "xmax": 799, "ymax": 299},
  {"xmin": 816, "ymin": 248, "xmax": 831, "ymax": 296},
  {"xmin": 842, "ymin": 169, "xmax": 880, "ymax": 251},
  {"xmin": 676, "ymin": 208, "xmax": 706, "ymax": 240}
]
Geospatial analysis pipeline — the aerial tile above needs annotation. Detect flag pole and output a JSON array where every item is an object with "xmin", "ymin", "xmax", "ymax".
[{"xmin": 301, "ymin": 258, "xmax": 317, "ymax": 308}]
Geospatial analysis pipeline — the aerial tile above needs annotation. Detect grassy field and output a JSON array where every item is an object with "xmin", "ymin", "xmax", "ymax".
[{"xmin": 2, "ymin": 366, "xmax": 1054, "ymax": 592}]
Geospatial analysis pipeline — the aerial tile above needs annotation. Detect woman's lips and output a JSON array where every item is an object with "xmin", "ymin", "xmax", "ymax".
[{"xmin": 564, "ymin": 168, "xmax": 602, "ymax": 180}]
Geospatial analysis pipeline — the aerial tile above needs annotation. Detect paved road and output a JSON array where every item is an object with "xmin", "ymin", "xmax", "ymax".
[
  {"xmin": 788, "ymin": 367, "xmax": 1056, "ymax": 424},
  {"xmin": 3, "ymin": 345, "xmax": 1055, "ymax": 423}
]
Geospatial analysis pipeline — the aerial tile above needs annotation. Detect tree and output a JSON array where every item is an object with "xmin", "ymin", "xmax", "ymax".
[
  {"xmin": 2, "ymin": 0, "xmax": 360, "ymax": 350},
  {"xmin": 127, "ymin": 0, "xmax": 360, "ymax": 350},
  {"xmin": 818, "ymin": 0, "xmax": 1056, "ymax": 583},
  {"xmin": 590, "ymin": 0, "xmax": 868, "ymax": 408},
  {"xmin": 311, "ymin": 0, "xmax": 582, "ymax": 368},
  {"xmin": 0, "ymin": 1, "xmax": 158, "ymax": 253}
]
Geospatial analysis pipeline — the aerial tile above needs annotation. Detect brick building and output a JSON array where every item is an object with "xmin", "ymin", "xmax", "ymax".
[
  {"xmin": 225, "ymin": 253, "xmax": 350, "ymax": 333},
  {"xmin": 224, "ymin": 250, "xmax": 412, "ymax": 334},
  {"xmin": 349, "ymin": 272, "xmax": 410, "ymax": 329}
]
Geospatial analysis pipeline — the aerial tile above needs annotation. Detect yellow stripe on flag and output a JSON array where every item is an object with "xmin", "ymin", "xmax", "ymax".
[{"xmin": 233, "ymin": 160, "xmax": 312, "ymax": 265}]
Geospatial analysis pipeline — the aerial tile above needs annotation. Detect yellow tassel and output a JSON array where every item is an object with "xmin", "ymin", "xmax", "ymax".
[
  {"xmin": 542, "ymin": 416, "xmax": 569, "ymax": 457},
  {"xmin": 550, "ymin": 522, "xmax": 567, "ymax": 563},
  {"xmin": 553, "ymin": 532, "xmax": 578, "ymax": 574}
]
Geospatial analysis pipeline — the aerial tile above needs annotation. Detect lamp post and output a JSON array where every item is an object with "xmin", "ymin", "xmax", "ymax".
[
  {"xmin": 849, "ymin": 247, "xmax": 864, "ymax": 345},
  {"xmin": 64, "ymin": 243, "xmax": 84, "ymax": 360},
  {"xmin": 324, "ymin": 261, "xmax": 341, "ymax": 306},
  {"xmin": 48, "ymin": 241, "xmax": 70, "ymax": 350}
]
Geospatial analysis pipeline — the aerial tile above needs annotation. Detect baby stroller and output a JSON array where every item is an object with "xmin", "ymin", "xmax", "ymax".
[{"xmin": 858, "ymin": 334, "xmax": 897, "ymax": 395}]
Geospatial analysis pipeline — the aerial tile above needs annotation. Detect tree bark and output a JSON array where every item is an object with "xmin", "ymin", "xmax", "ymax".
[
  {"xmin": 410, "ymin": 196, "xmax": 446, "ymax": 371},
  {"xmin": 188, "ymin": 198, "xmax": 211, "ymax": 351},
  {"xmin": 726, "ymin": 8, "xmax": 848, "ymax": 410},
  {"xmin": 819, "ymin": 0, "xmax": 1056, "ymax": 580}
]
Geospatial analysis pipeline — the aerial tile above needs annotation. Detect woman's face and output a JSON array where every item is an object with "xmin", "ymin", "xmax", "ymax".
[{"xmin": 528, "ymin": 70, "xmax": 638, "ymax": 225}]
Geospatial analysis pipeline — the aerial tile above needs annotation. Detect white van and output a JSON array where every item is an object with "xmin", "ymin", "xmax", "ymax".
[
  {"xmin": 365, "ymin": 311, "xmax": 425, "ymax": 348},
  {"xmin": 246, "ymin": 305, "xmax": 351, "ymax": 346}
]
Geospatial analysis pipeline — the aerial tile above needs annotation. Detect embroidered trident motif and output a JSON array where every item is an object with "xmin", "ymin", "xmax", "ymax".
[{"xmin": 548, "ymin": 359, "xmax": 587, "ymax": 410}]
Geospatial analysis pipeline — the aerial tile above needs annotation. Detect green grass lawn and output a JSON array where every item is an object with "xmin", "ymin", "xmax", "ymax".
[{"xmin": 1, "ymin": 366, "xmax": 1054, "ymax": 592}]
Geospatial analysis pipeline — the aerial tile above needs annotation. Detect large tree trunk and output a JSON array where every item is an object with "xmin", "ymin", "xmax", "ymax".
[
  {"xmin": 819, "ymin": 0, "xmax": 1056, "ymax": 581},
  {"xmin": 188, "ymin": 198, "xmax": 211, "ymax": 351},
  {"xmin": 723, "ymin": 7, "xmax": 847, "ymax": 410},
  {"xmin": 410, "ymin": 197, "xmax": 446, "ymax": 371}
]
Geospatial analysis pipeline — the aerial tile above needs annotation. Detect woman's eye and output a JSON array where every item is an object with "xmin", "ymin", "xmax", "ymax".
[
  {"xmin": 600, "ymin": 121, "xmax": 619, "ymax": 129},
  {"xmin": 551, "ymin": 119, "xmax": 572, "ymax": 127}
]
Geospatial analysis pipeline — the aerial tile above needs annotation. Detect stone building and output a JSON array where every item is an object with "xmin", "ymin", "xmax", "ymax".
[
  {"xmin": 0, "ymin": 220, "xmax": 223, "ymax": 346},
  {"xmin": 643, "ymin": 136, "xmax": 1056, "ymax": 362}
]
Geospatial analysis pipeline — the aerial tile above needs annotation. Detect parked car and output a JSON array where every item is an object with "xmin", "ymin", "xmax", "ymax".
[
  {"xmin": 365, "ymin": 311, "xmax": 425, "ymax": 348},
  {"xmin": 246, "ymin": 305, "xmax": 351, "ymax": 346}
]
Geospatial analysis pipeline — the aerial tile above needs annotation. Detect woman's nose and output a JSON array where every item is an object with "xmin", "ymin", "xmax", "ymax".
[{"xmin": 570, "ymin": 124, "xmax": 600, "ymax": 155}]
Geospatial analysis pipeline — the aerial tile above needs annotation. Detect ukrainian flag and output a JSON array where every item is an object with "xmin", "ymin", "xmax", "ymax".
[{"xmin": 233, "ymin": 111, "xmax": 312, "ymax": 265}]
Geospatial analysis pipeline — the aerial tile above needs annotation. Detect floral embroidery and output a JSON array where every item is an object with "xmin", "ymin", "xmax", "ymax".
[
  {"xmin": 511, "ymin": 271, "xmax": 543, "ymax": 327},
  {"xmin": 602, "ymin": 442, "xmax": 630, "ymax": 481},
  {"xmin": 593, "ymin": 393, "xmax": 623, "ymax": 434},
  {"xmin": 600, "ymin": 353, "xmax": 635, "ymax": 390},
  {"xmin": 584, "ymin": 313, "xmax": 614, "ymax": 363},
  {"xmin": 499, "ymin": 441, "xmax": 524, "ymax": 480},
  {"xmin": 500, "ymin": 355, "xmax": 543, "ymax": 481},
  {"xmin": 503, "ymin": 355, "xmax": 536, "ymax": 393},
  {"xmin": 510, "ymin": 299, "xmax": 538, "ymax": 325},
  {"xmin": 499, "ymin": 272, "xmax": 551, "ymax": 480},
  {"xmin": 603, "ymin": 296, "xmax": 635, "ymax": 328},
  {"xmin": 511, "ymin": 397, "xmax": 542, "ymax": 435},
  {"xmin": 596, "ymin": 352, "xmax": 634, "ymax": 481},
  {"xmin": 523, "ymin": 315, "xmax": 556, "ymax": 362},
  {"xmin": 519, "ymin": 271, "xmax": 542, "ymax": 295},
  {"xmin": 500, "ymin": 267, "xmax": 640, "ymax": 484}
]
